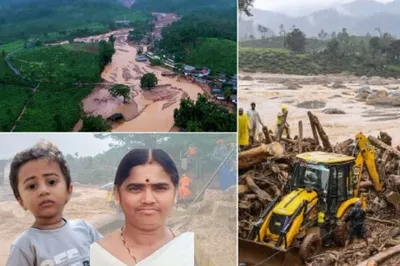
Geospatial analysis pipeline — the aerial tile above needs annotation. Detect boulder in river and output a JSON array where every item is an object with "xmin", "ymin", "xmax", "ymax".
[
  {"xmin": 242, "ymin": 75, "xmax": 253, "ymax": 81},
  {"xmin": 368, "ymin": 76, "xmax": 384, "ymax": 85},
  {"xmin": 366, "ymin": 90, "xmax": 391, "ymax": 105},
  {"xmin": 297, "ymin": 100, "xmax": 326, "ymax": 109},
  {"xmin": 323, "ymin": 108, "xmax": 346, "ymax": 114}
]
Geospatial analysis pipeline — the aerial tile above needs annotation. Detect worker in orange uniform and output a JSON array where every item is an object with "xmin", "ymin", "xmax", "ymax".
[{"xmin": 178, "ymin": 173, "xmax": 192, "ymax": 201}]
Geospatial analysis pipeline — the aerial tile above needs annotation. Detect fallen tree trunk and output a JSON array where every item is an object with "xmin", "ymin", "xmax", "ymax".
[
  {"xmin": 308, "ymin": 111, "xmax": 320, "ymax": 146},
  {"xmin": 244, "ymin": 171, "xmax": 273, "ymax": 203},
  {"xmin": 239, "ymin": 142, "xmax": 285, "ymax": 170},
  {"xmin": 263, "ymin": 126, "xmax": 272, "ymax": 144},
  {"xmin": 298, "ymin": 120, "xmax": 303, "ymax": 153},
  {"xmin": 368, "ymin": 135, "xmax": 400, "ymax": 159},
  {"xmin": 356, "ymin": 244, "xmax": 400, "ymax": 266},
  {"xmin": 308, "ymin": 111, "xmax": 332, "ymax": 151}
]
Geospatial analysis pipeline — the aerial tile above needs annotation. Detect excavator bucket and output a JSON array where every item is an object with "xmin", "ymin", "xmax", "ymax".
[{"xmin": 239, "ymin": 238, "xmax": 302, "ymax": 266}]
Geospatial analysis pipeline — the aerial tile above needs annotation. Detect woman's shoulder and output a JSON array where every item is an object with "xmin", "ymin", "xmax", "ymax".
[{"xmin": 94, "ymin": 230, "xmax": 117, "ymax": 244}]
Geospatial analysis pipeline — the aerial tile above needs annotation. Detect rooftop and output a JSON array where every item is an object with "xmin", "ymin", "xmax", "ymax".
[{"xmin": 296, "ymin": 151, "xmax": 355, "ymax": 164}]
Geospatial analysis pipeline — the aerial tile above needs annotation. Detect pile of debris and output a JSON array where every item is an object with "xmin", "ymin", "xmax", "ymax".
[
  {"xmin": 238, "ymin": 111, "xmax": 400, "ymax": 265},
  {"xmin": 169, "ymin": 187, "xmax": 237, "ymax": 266}
]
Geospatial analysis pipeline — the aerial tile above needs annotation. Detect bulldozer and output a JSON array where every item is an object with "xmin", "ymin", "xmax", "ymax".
[{"xmin": 239, "ymin": 133, "xmax": 390, "ymax": 266}]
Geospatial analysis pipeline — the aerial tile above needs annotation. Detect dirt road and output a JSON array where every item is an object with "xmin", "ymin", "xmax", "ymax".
[{"xmin": 239, "ymin": 72, "xmax": 400, "ymax": 146}]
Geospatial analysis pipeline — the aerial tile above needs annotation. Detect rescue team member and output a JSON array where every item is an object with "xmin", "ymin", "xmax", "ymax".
[
  {"xmin": 345, "ymin": 201, "xmax": 369, "ymax": 247},
  {"xmin": 247, "ymin": 102, "xmax": 265, "ymax": 145},
  {"xmin": 276, "ymin": 105, "xmax": 291, "ymax": 139},
  {"xmin": 6, "ymin": 140, "xmax": 102, "ymax": 266},
  {"xmin": 178, "ymin": 174, "xmax": 192, "ymax": 200},
  {"xmin": 238, "ymin": 107, "xmax": 250, "ymax": 151}
]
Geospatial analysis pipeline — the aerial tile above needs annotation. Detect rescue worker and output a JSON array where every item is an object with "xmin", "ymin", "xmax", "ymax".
[
  {"xmin": 345, "ymin": 201, "xmax": 369, "ymax": 247},
  {"xmin": 238, "ymin": 108, "xmax": 250, "ymax": 151},
  {"xmin": 276, "ymin": 105, "xmax": 291, "ymax": 139},
  {"xmin": 247, "ymin": 102, "xmax": 265, "ymax": 146},
  {"xmin": 178, "ymin": 173, "xmax": 192, "ymax": 201}
]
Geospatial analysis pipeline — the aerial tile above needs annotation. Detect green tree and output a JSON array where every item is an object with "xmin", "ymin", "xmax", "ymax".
[
  {"xmin": 222, "ymin": 87, "xmax": 232, "ymax": 102},
  {"xmin": 150, "ymin": 58, "xmax": 162, "ymax": 66},
  {"xmin": 109, "ymin": 35, "xmax": 116, "ymax": 43},
  {"xmin": 109, "ymin": 84, "xmax": 131, "ymax": 103},
  {"xmin": 285, "ymin": 28, "xmax": 306, "ymax": 53},
  {"xmin": 80, "ymin": 115, "xmax": 111, "ymax": 132},
  {"xmin": 239, "ymin": 0, "xmax": 255, "ymax": 16},
  {"xmin": 140, "ymin": 73, "xmax": 158, "ymax": 89},
  {"xmin": 1, "ymin": 50, "xmax": 5, "ymax": 58},
  {"xmin": 173, "ymin": 94, "xmax": 236, "ymax": 132}
]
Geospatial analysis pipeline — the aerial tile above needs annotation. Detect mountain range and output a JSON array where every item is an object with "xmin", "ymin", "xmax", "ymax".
[{"xmin": 240, "ymin": 0, "xmax": 400, "ymax": 38}]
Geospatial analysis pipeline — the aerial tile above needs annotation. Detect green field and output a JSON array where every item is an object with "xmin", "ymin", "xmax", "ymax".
[
  {"xmin": 0, "ymin": 41, "xmax": 24, "ymax": 53},
  {"xmin": 14, "ymin": 84, "xmax": 94, "ymax": 132},
  {"xmin": 185, "ymin": 38, "xmax": 237, "ymax": 75},
  {"xmin": 0, "ymin": 85, "xmax": 33, "ymax": 131},
  {"xmin": 10, "ymin": 45, "xmax": 102, "ymax": 85},
  {"xmin": 1, "ymin": 42, "xmax": 111, "ymax": 131}
]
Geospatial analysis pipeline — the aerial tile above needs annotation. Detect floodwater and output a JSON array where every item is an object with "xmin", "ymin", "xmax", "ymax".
[
  {"xmin": 76, "ymin": 27, "xmax": 203, "ymax": 132},
  {"xmin": 239, "ymin": 72, "xmax": 400, "ymax": 146}
]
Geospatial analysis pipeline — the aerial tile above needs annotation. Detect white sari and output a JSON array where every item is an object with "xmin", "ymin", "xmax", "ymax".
[{"xmin": 90, "ymin": 232, "xmax": 194, "ymax": 266}]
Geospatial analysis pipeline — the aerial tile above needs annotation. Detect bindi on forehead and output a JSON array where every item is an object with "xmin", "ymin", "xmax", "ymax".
[{"xmin": 145, "ymin": 178, "xmax": 150, "ymax": 183}]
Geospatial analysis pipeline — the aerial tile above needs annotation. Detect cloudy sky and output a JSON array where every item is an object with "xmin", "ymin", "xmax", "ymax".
[
  {"xmin": 254, "ymin": 0, "xmax": 394, "ymax": 16},
  {"xmin": 0, "ymin": 133, "xmax": 113, "ymax": 159}
]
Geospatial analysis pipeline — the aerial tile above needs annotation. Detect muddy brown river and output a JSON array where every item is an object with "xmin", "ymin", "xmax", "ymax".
[
  {"xmin": 239, "ymin": 72, "xmax": 400, "ymax": 146},
  {"xmin": 75, "ymin": 26, "xmax": 203, "ymax": 132}
]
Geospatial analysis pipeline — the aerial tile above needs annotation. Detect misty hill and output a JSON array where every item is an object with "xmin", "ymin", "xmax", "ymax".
[{"xmin": 240, "ymin": 0, "xmax": 400, "ymax": 38}]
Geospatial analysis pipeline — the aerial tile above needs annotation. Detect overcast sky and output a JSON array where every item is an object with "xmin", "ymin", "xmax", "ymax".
[
  {"xmin": 254, "ymin": 0, "xmax": 394, "ymax": 15},
  {"xmin": 0, "ymin": 133, "xmax": 113, "ymax": 160}
]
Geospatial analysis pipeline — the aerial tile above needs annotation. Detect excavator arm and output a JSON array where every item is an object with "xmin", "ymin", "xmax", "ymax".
[{"xmin": 352, "ymin": 133, "xmax": 383, "ymax": 196}]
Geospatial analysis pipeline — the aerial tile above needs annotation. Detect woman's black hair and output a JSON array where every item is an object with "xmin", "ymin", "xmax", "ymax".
[{"xmin": 114, "ymin": 149, "xmax": 180, "ymax": 187}]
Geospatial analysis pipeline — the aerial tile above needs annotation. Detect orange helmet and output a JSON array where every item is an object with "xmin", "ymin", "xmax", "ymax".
[{"xmin": 187, "ymin": 146, "xmax": 197, "ymax": 155}]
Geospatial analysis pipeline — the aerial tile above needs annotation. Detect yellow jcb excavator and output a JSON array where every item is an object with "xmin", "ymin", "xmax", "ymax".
[{"xmin": 239, "ymin": 133, "xmax": 394, "ymax": 266}]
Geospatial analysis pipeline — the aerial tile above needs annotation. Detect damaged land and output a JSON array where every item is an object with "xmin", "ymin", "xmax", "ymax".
[{"xmin": 238, "ymin": 111, "xmax": 400, "ymax": 266}]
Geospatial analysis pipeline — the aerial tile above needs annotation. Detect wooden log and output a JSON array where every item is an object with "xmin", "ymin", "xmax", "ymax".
[
  {"xmin": 388, "ymin": 175, "xmax": 400, "ymax": 188},
  {"xmin": 262, "ymin": 126, "xmax": 272, "ymax": 144},
  {"xmin": 308, "ymin": 111, "xmax": 320, "ymax": 145},
  {"xmin": 298, "ymin": 120, "xmax": 303, "ymax": 153},
  {"xmin": 356, "ymin": 244, "xmax": 400, "ymax": 266},
  {"xmin": 244, "ymin": 172, "xmax": 273, "ymax": 203},
  {"xmin": 308, "ymin": 111, "xmax": 332, "ymax": 151},
  {"xmin": 239, "ymin": 142, "xmax": 285, "ymax": 170},
  {"xmin": 368, "ymin": 135, "xmax": 400, "ymax": 159}
]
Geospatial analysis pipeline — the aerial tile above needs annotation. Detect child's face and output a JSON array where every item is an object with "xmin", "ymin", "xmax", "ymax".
[
  {"xmin": 17, "ymin": 158, "xmax": 72, "ymax": 220},
  {"xmin": 115, "ymin": 162, "xmax": 176, "ymax": 230}
]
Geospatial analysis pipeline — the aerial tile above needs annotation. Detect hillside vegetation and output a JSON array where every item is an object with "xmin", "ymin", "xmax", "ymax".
[
  {"xmin": 240, "ymin": 27, "xmax": 400, "ymax": 77},
  {"xmin": 1, "ymin": 41, "xmax": 115, "ymax": 132},
  {"xmin": 0, "ymin": 0, "xmax": 150, "ymax": 44},
  {"xmin": 133, "ymin": 0, "xmax": 236, "ymax": 14},
  {"xmin": 157, "ymin": 8, "xmax": 236, "ymax": 75}
]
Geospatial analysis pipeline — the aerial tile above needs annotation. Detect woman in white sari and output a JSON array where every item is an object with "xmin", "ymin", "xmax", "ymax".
[{"xmin": 90, "ymin": 149, "xmax": 194, "ymax": 266}]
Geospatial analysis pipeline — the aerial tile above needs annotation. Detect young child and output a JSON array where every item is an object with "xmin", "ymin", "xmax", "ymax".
[{"xmin": 5, "ymin": 140, "xmax": 102, "ymax": 266}]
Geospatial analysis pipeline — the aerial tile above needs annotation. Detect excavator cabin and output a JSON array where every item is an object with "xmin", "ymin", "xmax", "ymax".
[{"xmin": 286, "ymin": 151, "xmax": 362, "ymax": 216}]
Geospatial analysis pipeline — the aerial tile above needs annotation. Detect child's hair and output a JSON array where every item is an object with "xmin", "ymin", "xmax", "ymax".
[
  {"xmin": 9, "ymin": 139, "xmax": 71, "ymax": 200},
  {"xmin": 115, "ymin": 149, "xmax": 180, "ymax": 188}
]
